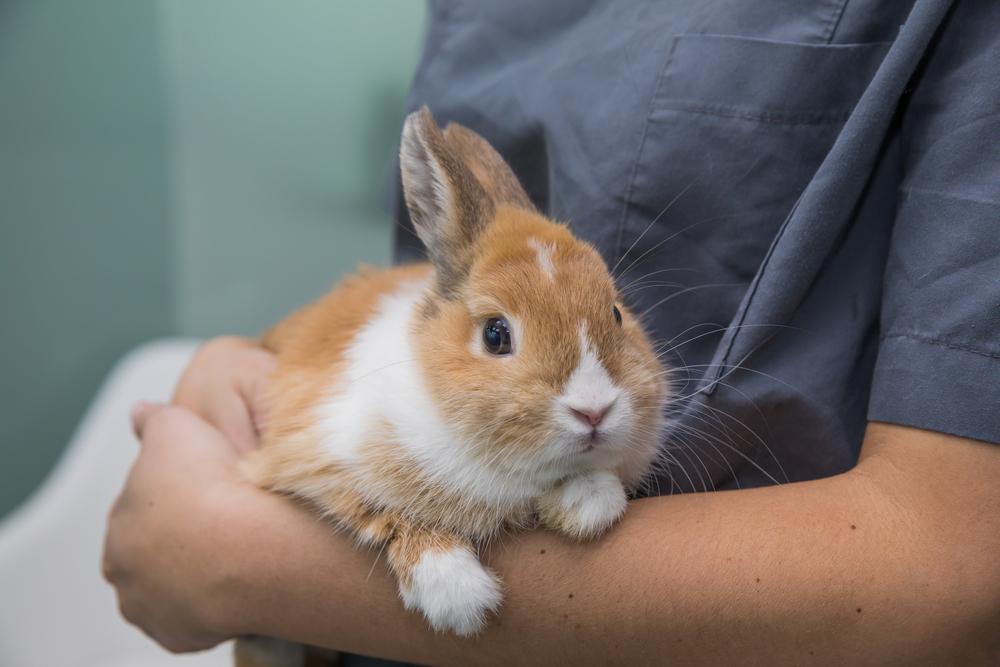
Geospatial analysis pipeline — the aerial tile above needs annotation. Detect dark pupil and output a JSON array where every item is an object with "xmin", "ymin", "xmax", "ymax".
[
  {"xmin": 483, "ymin": 318, "xmax": 512, "ymax": 355},
  {"xmin": 613, "ymin": 305, "xmax": 622, "ymax": 325}
]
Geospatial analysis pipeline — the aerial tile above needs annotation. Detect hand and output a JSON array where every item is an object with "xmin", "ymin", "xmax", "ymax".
[
  {"xmin": 172, "ymin": 336, "xmax": 276, "ymax": 454},
  {"xmin": 102, "ymin": 404, "xmax": 261, "ymax": 652}
]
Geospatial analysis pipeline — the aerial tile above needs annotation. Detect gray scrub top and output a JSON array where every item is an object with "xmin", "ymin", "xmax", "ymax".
[{"xmin": 391, "ymin": 0, "xmax": 1000, "ymax": 491}]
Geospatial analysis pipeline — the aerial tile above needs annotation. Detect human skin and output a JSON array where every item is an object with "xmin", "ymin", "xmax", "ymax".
[{"xmin": 103, "ymin": 338, "xmax": 1000, "ymax": 665}]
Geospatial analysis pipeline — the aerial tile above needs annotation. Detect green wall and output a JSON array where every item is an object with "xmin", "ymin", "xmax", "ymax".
[
  {"xmin": 0, "ymin": 0, "xmax": 172, "ymax": 517},
  {"xmin": 0, "ymin": 1, "xmax": 426, "ymax": 517},
  {"xmin": 160, "ymin": 1, "xmax": 423, "ymax": 336}
]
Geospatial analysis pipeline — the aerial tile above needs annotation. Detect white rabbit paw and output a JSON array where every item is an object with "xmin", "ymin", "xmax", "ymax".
[
  {"xmin": 398, "ymin": 546, "xmax": 503, "ymax": 636},
  {"xmin": 538, "ymin": 469, "xmax": 627, "ymax": 540}
]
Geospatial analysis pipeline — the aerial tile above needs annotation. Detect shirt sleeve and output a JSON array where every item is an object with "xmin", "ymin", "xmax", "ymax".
[{"xmin": 868, "ymin": 0, "xmax": 1000, "ymax": 443}]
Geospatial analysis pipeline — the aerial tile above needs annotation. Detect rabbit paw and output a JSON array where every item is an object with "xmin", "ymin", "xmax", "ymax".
[
  {"xmin": 538, "ymin": 469, "xmax": 627, "ymax": 540},
  {"xmin": 398, "ymin": 546, "xmax": 503, "ymax": 636}
]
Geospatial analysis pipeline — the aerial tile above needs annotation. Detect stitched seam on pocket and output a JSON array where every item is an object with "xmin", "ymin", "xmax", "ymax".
[
  {"xmin": 657, "ymin": 99, "xmax": 856, "ymax": 125},
  {"xmin": 661, "ymin": 35, "xmax": 890, "ymax": 126},
  {"xmin": 900, "ymin": 185, "xmax": 1000, "ymax": 208},
  {"xmin": 882, "ymin": 332, "xmax": 1000, "ymax": 361}
]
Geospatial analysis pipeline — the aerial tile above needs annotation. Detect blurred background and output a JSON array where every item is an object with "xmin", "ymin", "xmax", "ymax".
[{"xmin": 0, "ymin": 0, "xmax": 427, "ymax": 518}]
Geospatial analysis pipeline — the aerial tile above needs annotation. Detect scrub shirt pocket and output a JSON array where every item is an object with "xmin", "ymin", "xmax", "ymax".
[{"xmin": 618, "ymin": 34, "xmax": 890, "ymax": 365}]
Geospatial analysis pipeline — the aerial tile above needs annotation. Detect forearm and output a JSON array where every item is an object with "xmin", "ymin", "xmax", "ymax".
[{"xmin": 219, "ymin": 425, "xmax": 999, "ymax": 665}]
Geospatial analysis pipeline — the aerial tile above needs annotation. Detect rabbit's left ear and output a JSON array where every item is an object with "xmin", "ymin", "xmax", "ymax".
[
  {"xmin": 400, "ymin": 107, "xmax": 492, "ymax": 295},
  {"xmin": 443, "ymin": 122, "xmax": 535, "ymax": 213}
]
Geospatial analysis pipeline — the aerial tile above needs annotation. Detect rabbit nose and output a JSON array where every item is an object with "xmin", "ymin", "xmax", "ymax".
[{"xmin": 569, "ymin": 402, "xmax": 613, "ymax": 428}]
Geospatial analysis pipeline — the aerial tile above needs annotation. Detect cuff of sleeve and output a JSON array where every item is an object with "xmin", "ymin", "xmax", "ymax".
[{"xmin": 868, "ymin": 333, "xmax": 1000, "ymax": 445}]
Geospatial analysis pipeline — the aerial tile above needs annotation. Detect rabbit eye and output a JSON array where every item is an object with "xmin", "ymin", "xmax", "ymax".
[
  {"xmin": 483, "ymin": 317, "xmax": 512, "ymax": 355},
  {"xmin": 613, "ymin": 305, "xmax": 622, "ymax": 326}
]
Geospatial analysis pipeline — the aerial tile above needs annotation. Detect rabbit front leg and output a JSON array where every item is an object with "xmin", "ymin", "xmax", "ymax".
[
  {"xmin": 537, "ymin": 469, "xmax": 627, "ymax": 540},
  {"xmin": 386, "ymin": 525, "xmax": 503, "ymax": 636}
]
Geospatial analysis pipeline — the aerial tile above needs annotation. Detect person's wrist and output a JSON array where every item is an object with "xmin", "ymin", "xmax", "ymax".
[{"xmin": 194, "ymin": 481, "xmax": 274, "ymax": 639}]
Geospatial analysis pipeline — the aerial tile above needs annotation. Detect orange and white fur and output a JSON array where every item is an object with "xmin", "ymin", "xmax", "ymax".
[{"xmin": 234, "ymin": 108, "xmax": 667, "ymax": 664}]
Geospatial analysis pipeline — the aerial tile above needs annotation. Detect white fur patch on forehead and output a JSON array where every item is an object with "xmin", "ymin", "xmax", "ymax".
[
  {"xmin": 527, "ymin": 237, "xmax": 556, "ymax": 281},
  {"xmin": 559, "ymin": 324, "xmax": 621, "ymax": 414}
]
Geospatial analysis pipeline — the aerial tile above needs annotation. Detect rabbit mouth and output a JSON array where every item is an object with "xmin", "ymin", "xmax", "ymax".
[
  {"xmin": 576, "ymin": 428, "xmax": 611, "ymax": 454},
  {"xmin": 579, "ymin": 430, "xmax": 604, "ymax": 451}
]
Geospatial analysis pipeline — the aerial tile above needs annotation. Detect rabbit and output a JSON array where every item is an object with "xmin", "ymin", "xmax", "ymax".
[{"xmin": 234, "ymin": 107, "xmax": 668, "ymax": 665}]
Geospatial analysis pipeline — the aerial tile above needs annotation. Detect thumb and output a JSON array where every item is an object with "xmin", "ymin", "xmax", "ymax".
[
  {"xmin": 233, "ymin": 350, "xmax": 277, "ymax": 445},
  {"xmin": 130, "ymin": 401, "xmax": 167, "ymax": 440}
]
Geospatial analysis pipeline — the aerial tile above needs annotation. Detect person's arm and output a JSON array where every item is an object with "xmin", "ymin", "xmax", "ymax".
[
  {"xmin": 229, "ymin": 424, "xmax": 1000, "ymax": 665},
  {"xmin": 103, "ymin": 341, "xmax": 1000, "ymax": 665}
]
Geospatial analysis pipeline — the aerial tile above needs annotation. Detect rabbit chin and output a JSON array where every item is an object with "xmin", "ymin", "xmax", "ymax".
[{"xmin": 539, "ymin": 427, "xmax": 638, "ymax": 474}]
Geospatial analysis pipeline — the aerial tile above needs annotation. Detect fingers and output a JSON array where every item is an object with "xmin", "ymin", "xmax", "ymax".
[
  {"xmin": 132, "ymin": 405, "xmax": 243, "ymax": 470},
  {"xmin": 131, "ymin": 402, "xmax": 205, "ymax": 443},
  {"xmin": 210, "ymin": 392, "xmax": 260, "ymax": 456},
  {"xmin": 130, "ymin": 401, "xmax": 166, "ymax": 439},
  {"xmin": 171, "ymin": 336, "xmax": 277, "ymax": 455},
  {"xmin": 235, "ymin": 348, "xmax": 277, "ymax": 437},
  {"xmin": 230, "ymin": 351, "xmax": 277, "ymax": 451}
]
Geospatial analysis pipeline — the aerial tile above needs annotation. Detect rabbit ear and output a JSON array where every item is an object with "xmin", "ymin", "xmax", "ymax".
[
  {"xmin": 400, "ymin": 107, "xmax": 493, "ymax": 294},
  {"xmin": 443, "ymin": 123, "xmax": 535, "ymax": 212}
]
